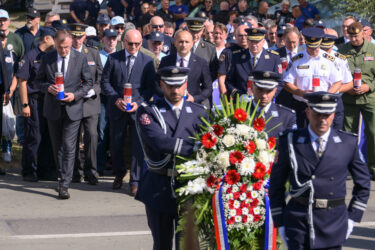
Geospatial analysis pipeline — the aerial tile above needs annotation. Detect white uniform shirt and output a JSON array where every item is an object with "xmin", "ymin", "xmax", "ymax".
[
  {"xmin": 283, "ymin": 49, "xmax": 342, "ymax": 102},
  {"xmin": 330, "ymin": 51, "xmax": 353, "ymax": 85}
]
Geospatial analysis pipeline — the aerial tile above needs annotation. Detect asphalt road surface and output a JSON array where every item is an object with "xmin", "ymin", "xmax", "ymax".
[{"xmin": 0, "ymin": 170, "xmax": 374, "ymax": 250}]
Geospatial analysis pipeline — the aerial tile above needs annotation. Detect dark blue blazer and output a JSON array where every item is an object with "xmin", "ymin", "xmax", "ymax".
[
  {"xmin": 135, "ymin": 99, "xmax": 208, "ymax": 215},
  {"xmin": 251, "ymin": 102, "xmax": 296, "ymax": 138},
  {"xmin": 101, "ymin": 49, "xmax": 155, "ymax": 120},
  {"xmin": 158, "ymin": 53, "xmax": 213, "ymax": 104},
  {"xmin": 269, "ymin": 128, "xmax": 371, "ymax": 248},
  {"xmin": 226, "ymin": 49, "xmax": 281, "ymax": 96}
]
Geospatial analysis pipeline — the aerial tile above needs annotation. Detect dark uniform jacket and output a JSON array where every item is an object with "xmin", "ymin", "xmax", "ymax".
[
  {"xmin": 226, "ymin": 48, "xmax": 281, "ymax": 97},
  {"xmin": 101, "ymin": 49, "xmax": 155, "ymax": 120},
  {"xmin": 135, "ymin": 99, "xmax": 208, "ymax": 215},
  {"xmin": 80, "ymin": 44, "xmax": 103, "ymax": 117},
  {"xmin": 193, "ymin": 38, "xmax": 219, "ymax": 80},
  {"xmin": 35, "ymin": 49, "xmax": 93, "ymax": 121},
  {"xmin": 158, "ymin": 53, "xmax": 212, "ymax": 104},
  {"xmin": 269, "ymin": 128, "xmax": 370, "ymax": 249}
]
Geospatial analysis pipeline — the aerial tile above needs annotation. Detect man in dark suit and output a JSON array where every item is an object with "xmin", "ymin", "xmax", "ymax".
[
  {"xmin": 185, "ymin": 17, "xmax": 218, "ymax": 81},
  {"xmin": 0, "ymin": 31, "xmax": 10, "ymax": 175},
  {"xmin": 69, "ymin": 23, "xmax": 103, "ymax": 185},
  {"xmin": 250, "ymin": 70, "xmax": 296, "ymax": 139},
  {"xmin": 226, "ymin": 28, "xmax": 282, "ymax": 98},
  {"xmin": 158, "ymin": 30, "xmax": 212, "ymax": 107},
  {"xmin": 101, "ymin": 29, "xmax": 155, "ymax": 195},
  {"xmin": 269, "ymin": 92, "xmax": 371, "ymax": 249},
  {"xmin": 136, "ymin": 66, "xmax": 208, "ymax": 250},
  {"xmin": 35, "ymin": 29, "xmax": 93, "ymax": 199}
]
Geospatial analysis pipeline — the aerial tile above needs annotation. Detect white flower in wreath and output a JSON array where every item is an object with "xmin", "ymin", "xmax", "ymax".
[
  {"xmin": 258, "ymin": 150, "xmax": 271, "ymax": 166},
  {"xmin": 255, "ymin": 139, "xmax": 267, "ymax": 150},
  {"xmin": 234, "ymin": 200, "xmax": 241, "ymax": 208},
  {"xmin": 242, "ymin": 207, "xmax": 249, "ymax": 215},
  {"xmin": 222, "ymin": 134, "xmax": 236, "ymax": 147},
  {"xmin": 226, "ymin": 193, "xmax": 234, "ymax": 199},
  {"xmin": 253, "ymin": 206, "xmax": 260, "ymax": 215},
  {"xmin": 230, "ymin": 209, "xmax": 236, "ymax": 216},
  {"xmin": 196, "ymin": 148, "xmax": 208, "ymax": 162},
  {"xmin": 251, "ymin": 191, "xmax": 259, "ymax": 199},
  {"xmin": 186, "ymin": 177, "xmax": 206, "ymax": 194},
  {"xmin": 236, "ymin": 124, "xmax": 251, "ymax": 139},
  {"xmin": 248, "ymin": 214, "xmax": 254, "ymax": 222},
  {"xmin": 232, "ymin": 185, "xmax": 239, "ymax": 192},
  {"xmin": 238, "ymin": 157, "xmax": 256, "ymax": 176},
  {"xmin": 240, "ymin": 192, "xmax": 247, "ymax": 201},
  {"xmin": 215, "ymin": 151, "xmax": 230, "ymax": 168},
  {"xmin": 235, "ymin": 216, "xmax": 242, "ymax": 222}
]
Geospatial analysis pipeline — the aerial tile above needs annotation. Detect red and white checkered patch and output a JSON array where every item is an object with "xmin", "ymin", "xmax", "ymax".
[
  {"xmin": 278, "ymin": 64, "xmax": 282, "ymax": 74},
  {"xmin": 140, "ymin": 113, "xmax": 151, "ymax": 125}
]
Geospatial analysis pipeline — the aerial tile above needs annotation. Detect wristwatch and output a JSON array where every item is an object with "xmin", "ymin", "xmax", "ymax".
[{"xmin": 23, "ymin": 103, "xmax": 29, "ymax": 108}]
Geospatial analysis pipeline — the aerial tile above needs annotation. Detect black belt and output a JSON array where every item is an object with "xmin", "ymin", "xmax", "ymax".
[
  {"xmin": 293, "ymin": 197, "xmax": 345, "ymax": 209},
  {"xmin": 148, "ymin": 168, "xmax": 177, "ymax": 177}
]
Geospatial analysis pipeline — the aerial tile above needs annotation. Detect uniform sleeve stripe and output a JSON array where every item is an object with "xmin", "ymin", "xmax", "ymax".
[
  {"xmin": 352, "ymin": 204, "xmax": 366, "ymax": 211},
  {"xmin": 353, "ymin": 201, "xmax": 367, "ymax": 208},
  {"xmin": 177, "ymin": 139, "xmax": 183, "ymax": 155},
  {"xmin": 271, "ymin": 211, "xmax": 283, "ymax": 216},
  {"xmin": 173, "ymin": 139, "xmax": 180, "ymax": 155}
]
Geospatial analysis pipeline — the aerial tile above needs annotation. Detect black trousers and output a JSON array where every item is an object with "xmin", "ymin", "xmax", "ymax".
[
  {"xmin": 73, "ymin": 114, "xmax": 99, "ymax": 179},
  {"xmin": 48, "ymin": 107, "xmax": 81, "ymax": 188},
  {"xmin": 145, "ymin": 206, "xmax": 179, "ymax": 250}
]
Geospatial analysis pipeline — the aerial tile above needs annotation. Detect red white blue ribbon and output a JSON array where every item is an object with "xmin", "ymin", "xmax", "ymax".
[
  {"xmin": 212, "ymin": 179, "xmax": 229, "ymax": 250},
  {"xmin": 264, "ymin": 179, "xmax": 277, "ymax": 250}
]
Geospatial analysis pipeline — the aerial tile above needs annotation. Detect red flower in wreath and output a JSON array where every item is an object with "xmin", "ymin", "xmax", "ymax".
[
  {"xmin": 240, "ymin": 183, "xmax": 247, "ymax": 193},
  {"xmin": 244, "ymin": 140, "xmax": 256, "ymax": 154},
  {"xmin": 254, "ymin": 214, "xmax": 261, "ymax": 222},
  {"xmin": 233, "ymin": 192, "xmax": 241, "ymax": 200},
  {"xmin": 234, "ymin": 108, "xmax": 247, "ymax": 123},
  {"xmin": 201, "ymin": 132, "xmax": 217, "ymax": 149},
  {"xmin": 229, "ymin": 151, "xmax": 244, "ymax": 164},
  {"xmin": 242, "ymin": 215, "xmax": 248, "ymax": 223},
  {"xmin": 225, "ymin": 170, "xmax": 241, "ymax": 185},
  {"xmin": 236, "ymin": 208, "xmax": 242, "ymax": 216},
  {"xmin": 252, "ymin": 181, "xmax": 263, "ymax": 191},
  {"xmin": 226, "ymin": 187, "xmax": 233, "ymax": 194},
  {"xmin": 268, "ymin": 162, "xmax": 273, "ymax": 175},
  {"xmin": 227, "ymin": 217, "xmax": 235, "ymax": 225},
  {"xmin": 253, "ymin": 117, "xmax": 265, "ymax": 132},
  {"xmin": 212, "ymin": 124, "xmax": 224, "ymax": 136},
  {"xmin": 206, "ymin": 175, "xmax": 217, "ymax": 188},
  {"xmin": 268, "ymin": 137, "xmax": 276, "ymax": 149},
  {"xmin": 253, "ymin": 162, "xmax": 266, "ymax": 180},
  {"xmin": 251, "ymin": 198, "xmax": 259, "ymax": 207}
]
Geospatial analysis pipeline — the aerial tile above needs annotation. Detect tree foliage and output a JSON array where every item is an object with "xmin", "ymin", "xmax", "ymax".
[{"xmin": 329, "ymin": 0, "xmax": 375, "ymax": 23}]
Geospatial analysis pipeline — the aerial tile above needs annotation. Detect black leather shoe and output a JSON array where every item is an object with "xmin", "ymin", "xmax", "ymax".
[
  {"xmin": 58, "ymin": 187, "xmax": 70, "ymax": 199},
  {"xmin": 23, "ymin": 175, "xmax": 38, "ymax": 182},
  {"xmin": 86, "ymin": 175, "xmax": 99, "ymax": 185},
  {"xmin": 112, "ymin": 175, "xmax": 124, "ymax": 190}
]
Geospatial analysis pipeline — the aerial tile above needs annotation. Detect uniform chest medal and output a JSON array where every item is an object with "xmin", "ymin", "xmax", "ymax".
[
  {"xmin": 140, "ymin": 113, "xmax": 151, "ymax": 125},
  {"xmin": 364, "ymin": 56, "xmax": 374, "ymax": 61},
  {"xmin": 88, "ymin": 61, "xmax": 96, "ymax": 66}
]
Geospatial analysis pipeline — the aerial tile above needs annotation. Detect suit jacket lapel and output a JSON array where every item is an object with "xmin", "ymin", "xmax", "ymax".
[
  {"xmin": 119, "ymin": 51, "xmax": 127, "ymax": 82},
  {"xmin": 129, "ymin": 53, "xmax": 142, "ymax": 82},
  {"xmin": 65, "ymin": 50, "xmax": 76, "ymax": 82},
  {"xmin": 255, "ymin": 50, "xmax": 266, "ymax": 70},
  {"xmin": 51, "ymin": 50, "xmax": 58, "ymax": 77},
  {"xmin": 294, "ymin": 129, "xmax": 320, "ymax": 168}
]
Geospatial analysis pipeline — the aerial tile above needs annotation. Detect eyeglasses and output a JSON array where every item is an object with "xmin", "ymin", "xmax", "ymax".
[
  {"xmin": 126, "ymin": 41, "xmax": 141, "ymax": 47},
  {"xmin": 115, "ymin": 26, "xmax": 125, "ymax": 30},
  {"xmin": 152, "ymin": 24, "xmax": 164, "ymax": 29}
]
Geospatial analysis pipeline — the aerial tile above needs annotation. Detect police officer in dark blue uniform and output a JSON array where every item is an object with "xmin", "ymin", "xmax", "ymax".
[
  {"xmin": 226, "ymin": 27, "xmax": 282, "ymax": 98},
  {"xmin": 135, "ymin": 66, "xmax": 208, "ymax": 250},
  {"xmin": 250, "ymin": 70, "xmax": 296, "ymax": 139},
  {"xmin": 269, "ymin": 92, "xmax": 371, "ymax": 250},
  {"xmin": 17, "ymin": 27, "xmax": 57, "ymax": 182},
  {"xmin": 15, "ymin": 8, "xmax": 43, "ymax": 54}
]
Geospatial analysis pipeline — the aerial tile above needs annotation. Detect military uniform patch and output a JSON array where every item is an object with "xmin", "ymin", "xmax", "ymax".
[
  {"xmin": 219, "ymin": 53, "xmax": 225, "ymax": 62},
  {"xmin": 297, "ymin": 65, "xmax": 309, "ymax": 69},
  {"xmin": 270, "ymin": 50, "xmax": 279, "ymax": 55},
  {"xmin": 5, "ymin": 57, "xmax": 12, "ymax": 63},
  {"xmin": 88, "ymin": 61, "xmax": 96, "ymax": 66},
  {"xmin": 140, "ymin": 114, "xmax": 151, "ymax": 125},
  {"xmin": 292, "ymin": 53, "xmax": 303, "ymax": 62},
  {"xmin": 334, "ymin": 52, "xmax": 347, "ymax": 61},
  {"xmin": 7, "ymin": 44, "xmax": 13, "ymax": 51},
  {"xmin": 84, "ymin": 48, "xmax": 89, "ymax": 54},
  {"xmin": 323, "ymin": 53, "xmax": 335, "ymax": 61}
]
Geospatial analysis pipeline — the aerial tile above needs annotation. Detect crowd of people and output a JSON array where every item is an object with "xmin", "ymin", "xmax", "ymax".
[{"xmin": 0, "ymin": 1, "xmax": 373, "ymax": 248}]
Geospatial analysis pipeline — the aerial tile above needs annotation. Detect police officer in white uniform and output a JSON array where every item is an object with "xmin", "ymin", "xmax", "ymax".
[{"xmin": 283, "ymin": 27, "xmax": 342, "ymax": 128}]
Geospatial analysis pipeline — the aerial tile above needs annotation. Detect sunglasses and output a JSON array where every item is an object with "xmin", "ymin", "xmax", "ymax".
[
  {"xmin": 115, "ymin": 26, "xmax": 125, "ymax": 30},
  {"xmin": 26, "ymin": 16, "xmax": 36, "ymax": 20},
  {"xmin": 126, "ymin": 41, "xmax": 141, "ymax": 47},
  {"xmin": 72, "ymin": 35, "xmax": 85, "ymax": 39},
  {"xmin": 152, "ymin": 24, "xmax": 164, "ymax": 29}
]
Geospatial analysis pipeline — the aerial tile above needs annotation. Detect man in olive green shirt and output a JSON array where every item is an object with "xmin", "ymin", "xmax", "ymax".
[
  {"xmin": 339, "ymin": 22, "xmax": 375, "ymax": 179},
  {"xmin": 0, "ymin": 9, "xmax": 24, "ymax": 61}
]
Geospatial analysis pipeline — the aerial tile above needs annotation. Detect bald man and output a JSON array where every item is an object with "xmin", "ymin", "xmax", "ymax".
[
  {"xmin": 101, "ymin": 29, "xmax": 156, "ymax": 194},
  {"xmin": 142, "ymin": 16, "xmax": 174, "ymax": 55}
]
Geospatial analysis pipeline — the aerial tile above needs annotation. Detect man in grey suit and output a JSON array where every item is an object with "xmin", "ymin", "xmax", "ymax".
[
  {"xmin": 69, "ymin": 23, "xmax": 103, "ymax": 185},
  {"xmin": 101, "ymin": 29, "xmax": 155, "ymax": 195},
  {"xmin": 35, "ymin": 29, "xmax": 93, "ymax": 199}
]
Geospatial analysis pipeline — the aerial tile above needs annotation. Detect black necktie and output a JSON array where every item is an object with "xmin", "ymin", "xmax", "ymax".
[{"xmin": 61, "ymin": 57, "xmax": 65, "ymax": 77}]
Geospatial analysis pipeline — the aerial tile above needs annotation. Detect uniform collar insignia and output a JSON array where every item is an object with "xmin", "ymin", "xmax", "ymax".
[
  {"xmin": 297, "ymin": 136, "xmax": 305, "ymax": 143},
  {"xmin": 186, "ymin": 106, "xmax": 192, "ymax": 113},
  {"xmin": 271, "ymin": 110, "xmax": 279, "ymax": 117},
  {"xmin": 265, "ymin": 54, "xmax": 270, "ymax": 59},
  {"xmin": 333, "ymin": 136, "xmax": 342, "ymax": 143},
  {"xmin": 159, "ymin": 108, "xmax": 166, "ymax": 112}
]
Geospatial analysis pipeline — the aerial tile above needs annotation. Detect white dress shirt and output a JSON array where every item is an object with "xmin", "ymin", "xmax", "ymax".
[
  {"xmin": 57, "ymin": 52, "xmax": 70, "ymax": 77},
  {"xmin": 176, "ymin": 52, "xmax": 191, "ymax": 67},
  {"xmin": 308, "ymin": 125, "xmax": 331, "ymax": 154}
]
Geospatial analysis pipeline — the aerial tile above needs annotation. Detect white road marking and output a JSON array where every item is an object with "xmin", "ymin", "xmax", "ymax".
[
  {"xmin": 355, "ymin": 221, "xmax": 375, "ymax": 226},
  {"xmin": 10, "ymin": 231, "xmax": 151, "ymax": 240}
]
